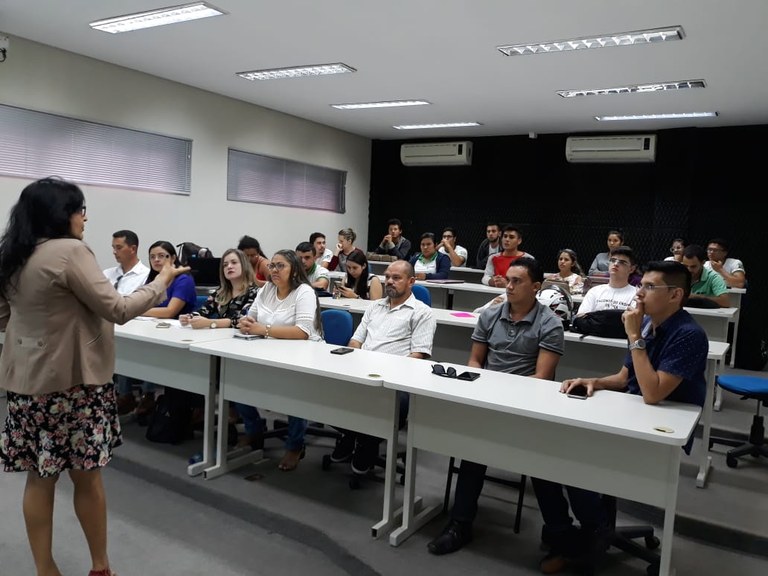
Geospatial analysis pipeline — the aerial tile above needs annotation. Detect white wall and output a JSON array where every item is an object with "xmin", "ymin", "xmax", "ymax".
[{"xmin": 0, "ymin": 36, "xmax": 371, "ymax": 269}]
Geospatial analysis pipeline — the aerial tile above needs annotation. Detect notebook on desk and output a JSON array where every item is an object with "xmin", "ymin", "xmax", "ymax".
[
  {"xmin": 425, "ymin": 279, "xmax": 465, "ymax": 284},
  {"xmin": 582, "ymin": 275, "xmax": 610, "ymax": 294}
]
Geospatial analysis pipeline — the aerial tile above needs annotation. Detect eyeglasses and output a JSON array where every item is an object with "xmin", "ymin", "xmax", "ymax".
[
  {"xmin": 432, "ymin": 364, "xmax": 457, "ymax": 378},
  {"xmin": 149, "ymin": 254, "xmax": 170, "ymax": 261},
  {"xmin": 638, "ymin": 283, "xmax": 677, "ymax": 292},
  {"xmin": 113, "ymin": 275, "xmax": 123, "ymax": 289},
  {"xmin": 267, "ymin": 262, "xmax": 288, "ymax": 271},
  {"xmin": 608, "ymin": 258, "xmax": 631, "ymax": 266},
  {"xmin": 706, "ymin": 247, "xmax": 724, "ymax": 253},
  {"xmin": 79, "ymin": 206, "xmax": 87, "ymax": 216},
  {"xmin": 442, "ymin": 234, "xmax": 454, "ymax": 239}
]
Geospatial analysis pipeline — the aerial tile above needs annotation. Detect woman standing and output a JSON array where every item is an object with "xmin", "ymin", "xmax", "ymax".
[
  {"xmin": 238, "ymin": 250, "xmax": 324, "ymax": 471},
  {"xmin": 335, "ymin": 250, "xmax": 383, "ymax": 300},
  {"xmin": 0, "ymin": 178, "xmax": 187, "ymax": 576}
]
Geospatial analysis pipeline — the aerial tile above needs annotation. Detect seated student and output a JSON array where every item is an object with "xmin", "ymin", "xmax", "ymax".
[
  {"xmin": 475, "ymin": 221, "xmax": 501, "ymax": 270},
  {"xmin": 554, "ymin": 261, "xmax": 707, "ymax": 573},
  {"xmin": 481, "ymin": 225, "xmax": 534, "ymax": 287},
  {"xmin": 179, "ymin": 249, "xmax": 261, "ymax": 447},
  {"xmin": 588, "ymin": 229, "xmax": 624, "ymax": 276},
  {"xmin": 682, "ymin": 244, "xmax": 730, "ymax": 307},
  {"xmin": 335, "ymin": 249, "xmax": 383, "ymax": 300},
  {"xmin": 296, "ymin": 241, "xmax": 330, "ymax": 291},
  {"xmin": 375, "ymin": 218, "xmax": 412, "ymax": 260},
  {"xmin": 238, "ymin": 250, "xmax": 324, "ymax": 471},
  {"xmin": 546, "ymin": 248, "xmax": 584, "ymax": 294},
  {"xmin": 409, "ymin": 232, "xmax": 451, "ymax": 280},
  {"xmin": 577, "ymin": 246, "xmax": 638, "ymax": 316},
  {"xmin": 329, "ymin": 227, "xmax": 364, "ymax": 272},
  {"xmin": 238, "ymin": 235, "xmax": 270, "ymax": 288},
  {"xmin": 438, "ymin": 227, "xmax": 468, "ymax": 267},
  {"xmin": 664, "ymin": 237, "xmax": 687, "ymax": 263},
  {"xmin": 704, "ymin": 237, "xmax": 746, "ymax": 288},
  {"xmin": 310, "ymin": 231, "xmax": 334, "ymax": 269},
  {"xmin": 121, "ymin": 241, "xmax": 197, "ymax": 417}
]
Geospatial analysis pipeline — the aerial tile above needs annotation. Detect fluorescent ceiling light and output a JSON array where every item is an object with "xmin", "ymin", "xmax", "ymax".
[
  {"xmin": 90, "ymin": 2, "xmax": 224, "ymax": 34},
  {"xmin": 331, "ymin": 100, "xmax": 430, "ymax": 110},
  {"xmin": 237, "ymin": 63, "xmax": 355, "ymax": 81},
  {"xmin": 595, "ymin": 112, "xmax": 718, "ymax": 121},
  {"xmin": 498, "ymin": 26, "xmax": 684, "ymax": 56},
  {"xmin": 393, "ymin": 122, "xmax": 481, "ymax": 130},
  {"xmin": 558, "ymin": 79, "xmax": 705, "ymax": 98}
]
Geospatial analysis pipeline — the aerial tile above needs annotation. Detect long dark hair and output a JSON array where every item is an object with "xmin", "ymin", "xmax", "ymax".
[
  {"xmin": 0, "ymin": 177, "xmax": 85, "ymax": 298},
  {"xmin": 145, "ymin": 240, "xmax": 181, "ymax": 283},
  {"xmin": 344, "ymin": 249, "xmax": 372, "ymax": 299}
]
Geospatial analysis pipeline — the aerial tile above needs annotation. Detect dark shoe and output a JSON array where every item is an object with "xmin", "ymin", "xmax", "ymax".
[
  {"xmin": 134, "ymin": 393, "xmax": 156, "ymax": 417},
  {"xmin": 116, "ymin": 394, "xmax": 137, "ymax": 416},
  {"xmin": 330, "ymin": 434, "xmax": 355, "ymax": 463},
  {"xmin": 350, "ymin": 437, "xmax": 379, "ymax": 474},
  {"xmin": 539, "ymin": 553, "xmax": 569, "ymax": 574},
  {"xmin": 426, "ymin": 519, "xmax": 472, "ymax": 555}
]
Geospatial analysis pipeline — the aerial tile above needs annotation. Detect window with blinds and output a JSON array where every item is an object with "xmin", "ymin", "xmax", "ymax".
[
  {"xmin": 227, "ymin": 148, "xmax": 346, "ymax": 213},
  {"xmin": 0, "ymin": 103, "xmax": 192, "ymax": 195}
]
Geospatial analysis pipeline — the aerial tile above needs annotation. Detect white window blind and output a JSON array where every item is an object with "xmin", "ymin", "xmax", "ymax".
[
  {"xmin": 227, "ymin": 148, "xmax": 346, "ymax": 213},
  {"xmin": 0, "ymin": 103, "xmax": 192, "ymax": 195}
]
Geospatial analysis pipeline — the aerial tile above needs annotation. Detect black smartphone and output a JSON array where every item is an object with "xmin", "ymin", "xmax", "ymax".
[
  {"xmin": 456, "ymin": 371, "xmax": 480, "ymax": 381},
  {"xmin": 566, "ymin": 384, "xmax": 588, "ymax": 399},
  {"xmin": 330, "ymin": 347, "xmax": 354, "ymax": 355}
]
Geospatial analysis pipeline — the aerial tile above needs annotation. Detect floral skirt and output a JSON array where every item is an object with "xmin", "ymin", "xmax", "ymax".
[{"xmin": 1, "ymin": 383, "xmax": 122, "ymax": 478}]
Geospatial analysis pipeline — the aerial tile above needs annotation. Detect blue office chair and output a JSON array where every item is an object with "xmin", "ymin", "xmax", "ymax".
[
  {"xmin": 321, "ymin": 309, "xmax": 354, "ymax": 345},
  {"xmin": 411, "ymin": 284, "xmax": 432, "ymax": 307},
  {"xmin": 709, "ymin": 375, "xmax": 768, "ymax": 468},
  {"xmin": 194, "ymin": 294, "xmax": 209, "ymax": 312}
]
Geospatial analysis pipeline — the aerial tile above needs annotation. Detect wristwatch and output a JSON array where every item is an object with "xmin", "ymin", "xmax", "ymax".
[
  {"xmin": 210, "ymin": 321, "xmax": 217, "ymax": 329},
  {"xmin": 629, "ymin": 339, "xmax": 646, "ymax": 351},
  {"xmin": 265, "ymin": 324, "xmax": 271, "ymax": 338}
]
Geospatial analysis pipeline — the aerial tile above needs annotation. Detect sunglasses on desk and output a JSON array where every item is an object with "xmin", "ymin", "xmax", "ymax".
[{"xmin": 431, "ymin": 364, "xmax": 481, "ymax": 381}]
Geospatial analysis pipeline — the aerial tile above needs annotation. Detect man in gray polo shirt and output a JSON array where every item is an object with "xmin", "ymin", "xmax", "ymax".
[{"xmin": 428, "ymin": 257, "xmax": 566, "ymax": 557}]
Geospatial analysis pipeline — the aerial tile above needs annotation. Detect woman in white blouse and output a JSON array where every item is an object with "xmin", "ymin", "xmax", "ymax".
[{"xmin": 238, "ymin": 249, "xmax": 323, "ymax": 471}]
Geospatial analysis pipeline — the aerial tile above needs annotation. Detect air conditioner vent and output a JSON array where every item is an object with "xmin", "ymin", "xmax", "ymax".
[{"xmin": 565, "ymin": 135, "xmax": 656, "ymax": 163}]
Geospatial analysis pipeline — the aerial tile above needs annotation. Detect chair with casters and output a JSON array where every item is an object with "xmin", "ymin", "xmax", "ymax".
[
  {"xmin": 411, "ymin": 284, "xmax": 432, "ymax": 306},
  {"xmin": 442, "ymin": 457, "xmax": 526, "ymax": 534},
  {"xmin": 709, "ymin": 374, "xmax": 768, "ymax": 468},
  {"xmin": 602, "ymin": 495, "xmax": 660, "ymax": 576}
]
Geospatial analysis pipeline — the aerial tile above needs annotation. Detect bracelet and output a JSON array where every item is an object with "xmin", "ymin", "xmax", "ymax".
[{"xmin": 265, "ymin": 324, "xmax": 271, "ymax": 338}]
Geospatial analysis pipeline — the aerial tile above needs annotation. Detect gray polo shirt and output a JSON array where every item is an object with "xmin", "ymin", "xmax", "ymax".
[{"xmin": 472, "ymin": 301, "xmax": 564, "ymax": 375}]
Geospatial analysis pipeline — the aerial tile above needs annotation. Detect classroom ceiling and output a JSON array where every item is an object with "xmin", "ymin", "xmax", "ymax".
[{"xmin": 3, "ymin": 1, "xmax": 768, "ymax": 140}]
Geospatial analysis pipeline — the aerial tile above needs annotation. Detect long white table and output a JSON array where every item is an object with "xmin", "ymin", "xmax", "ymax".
[
  {"xmin": 369, "ymin": 260, "xmax": 484, "ymax": 283},
  {"xmin": 382, "ymin": 357, "xmax": 701, "ymax": 576},
  {"xmin": 188, "ymin": 338, "xmax": 412, "ymax": 537},
  {"xmin": 319, "ymin": 297, "xmax": 728, "ymax": 487},
  {"xmin": 114, "ymin": 319, "xmax": 237, "ymax": 476}
]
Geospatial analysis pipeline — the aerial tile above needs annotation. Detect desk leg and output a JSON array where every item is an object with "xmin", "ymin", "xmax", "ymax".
[
  {"xmin": 697, "ymin": 359, "xmax": 718, "ymax": 488},
  {"xmin": 371, "ymin": 397, "xmax": 401, "ymax": 538},
  {"xmin": 730, "ymin": 311, "xmax": 739, "ymax": 369},
  {"xmin": 659, "ymin": 454, "xmax": 682, "ymax": 576},
  {"xmin": 187, "ymin": 357, "xmax": 218, "ymax": 476},
  {"xmin": 713, "ymin": 385, "xmax": 723, "ymax": 412}
]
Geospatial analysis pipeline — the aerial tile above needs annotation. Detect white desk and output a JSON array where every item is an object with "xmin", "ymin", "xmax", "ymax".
[
  {"xmin": 114, "ymin": 320, "xmax": 237, "ymax": 476},
  {"xmin": 369, "ymin": 260, "xmax": 484, "ymax": 283},
  {"xmin": 725, "ymin": 287, "xmax": 745, "ymax": 368},
  {"xmin": 383, "ymin": 359, "xmax": 701, "ymax": 576},
  {"xmin": 188, "ymin": 338, "xmax": 407, "ymax": 537}
]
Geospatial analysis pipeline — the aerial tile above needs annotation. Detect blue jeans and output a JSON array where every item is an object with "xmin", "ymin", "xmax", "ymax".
[
  {"xmin": 115, "ymin": 375, "xmax": 156, "ymax": 396},
  {"xmin": 233, "ymin": 403, "xmax": 306, "ymax": 451}
]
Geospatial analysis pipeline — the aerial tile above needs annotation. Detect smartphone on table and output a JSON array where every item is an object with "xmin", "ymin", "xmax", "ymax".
[{"xmin": 566, "ymin": 384, "xmax": 588, "ymax": 399}]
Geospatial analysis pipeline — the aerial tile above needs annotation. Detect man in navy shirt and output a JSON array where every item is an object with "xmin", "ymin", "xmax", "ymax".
[{"xmin": 554, "ymin": 260, "xmax": 707, "ymax": 573}]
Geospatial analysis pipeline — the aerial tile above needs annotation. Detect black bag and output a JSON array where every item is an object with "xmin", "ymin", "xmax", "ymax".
[
  {"xmin": 145, "ymin": 390, "xmax": 194, "ymax": 444},
  {"xmin": 571, "ymin": 309, "xmax": 627, "ymax": 339},
  {"xmin": 176, "ymin": 242, "xmax": 214, "ymax": 266}
]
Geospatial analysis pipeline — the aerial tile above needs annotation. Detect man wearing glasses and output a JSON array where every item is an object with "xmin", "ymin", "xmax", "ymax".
[
  {"xmin": 557, "ymin": 260, "xmax": 707, "ymax": 572},
  {"xmin": 704, "ymin": 237, "xmax": 746, "ymax": 289},
  {"xmin": 437, "ymin": 226, "xmax": 468, "ymax": 267},
  {"xmin": 576, "ymin": 246, "xmax": 638, "ymax": 316},
  {"xmin": 102, "ymin": 230, "xmax": 150, "ymax": 295}
]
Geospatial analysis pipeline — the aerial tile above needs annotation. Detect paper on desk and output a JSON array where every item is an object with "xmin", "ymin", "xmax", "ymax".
[
  {"xmin": 450, "ymin": 312, "xmax": 475, "ymax": 318},
  {"xmin": 133, "ymin": 317, "xmax": 183, "ymax": 328}
]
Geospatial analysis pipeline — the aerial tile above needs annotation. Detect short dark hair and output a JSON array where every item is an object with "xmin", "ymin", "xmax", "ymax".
[
  {"xmin": 502, "ymin": 224, "xmax": 522, "ymax": 237},
  {"xmin": 645, "ymin": 260, "xmax": 692, "ymax": 301},
  {"xmin": 237, "ymin": 235, "xmax": 266, "ymax": 257},
  {"xmin": 508, "ymin": 256, "xmax": 544, "ymax": 283},
  {"xmin": 610, "ymin": 245, "xmax": 636, "ymax": 265},
  {"xmin": 683, "ymin": 244, "xmax": 707, "ymax": 262},
  {"xmin": 387, "ymin": 218, "xmax": 403, "ymax": 229},
  {"xmin": 295, "ymin": 241, "xmax": 315, "ymax": 256},
  {"xmin": 608, "ymin": 229, "xmax": 625, "ymax": 243},
  {"xmin": 309, "ymin": 232, "xmax": 326, "ymax": 244},
  {"xmin": 419, "ymin": 232, "xmax": 436, "ymax": 243},
  {"xmin": 113, "ymin": 229, "xmax": 139, "ymax": 247},
  {"xmin": 442, "ymin": 227, "xmax": 457, "ymax": 238},
  {"xmin": 707, "ymin": 237, "xmax": 729, "ymax": 252}
]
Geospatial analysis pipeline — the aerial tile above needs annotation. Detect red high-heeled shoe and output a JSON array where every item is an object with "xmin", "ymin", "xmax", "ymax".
[{"xmin": 88, "ymin": 569, "xmax": 116, "ymax": 576}]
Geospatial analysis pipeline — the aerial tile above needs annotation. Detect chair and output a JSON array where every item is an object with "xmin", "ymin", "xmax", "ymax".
[
  {"xmin": 194, "ymin": 294, "xmax": 208, "ymax": 312},
  {"xmin": 602, "ymin": 495, "xmax": 660, "ymax": 576},
  {"xmin": 709, "ymin": 375, "xmax": 768, "ymax": 468},
  {"xmin": 412, "ymin": 284, "xmax": 432, "ymax": 306},
  {"xmin": 442, "ymin": 457, "xmax": 526, "ymax": 534}
]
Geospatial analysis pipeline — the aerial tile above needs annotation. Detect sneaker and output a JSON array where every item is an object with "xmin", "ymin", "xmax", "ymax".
[
  {"xmin": 350, "ymin": 438, "xmax": 378, "ymax": 474},
  {"xmin": 134, "ymin": 393, "xmax": 156, "ymax": 417},
  {"xmin": 329, "ymin": 434, "xmax": 355, "ymax": 463},
  {"xmin": 116, "ymin": 394, "xmax": 137, "ymax": 416},
  {"xmin": 427, "ymin": 519, "xmax": 473, "ymax": 555}
]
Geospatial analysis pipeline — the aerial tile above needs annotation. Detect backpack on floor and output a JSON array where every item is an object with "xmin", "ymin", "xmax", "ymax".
[{"xmin": 145, "ymin": 390, "xmax": 194, "ymax": 445}]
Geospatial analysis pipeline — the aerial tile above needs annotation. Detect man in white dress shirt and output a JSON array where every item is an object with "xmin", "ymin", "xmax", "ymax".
[
  {"xmin": 102, "ymin": 230, "xmax": 150, "ymax": 295},
  {"xmin": 334, "ymin": 260, "xmax": 436, "ymax": 473}
]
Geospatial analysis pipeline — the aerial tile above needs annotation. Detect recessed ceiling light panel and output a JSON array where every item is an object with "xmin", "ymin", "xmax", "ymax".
[
  {"xmin": 558, "ymin": 79, "xmax": 705, "ymax": 98},
  {"xmin": 393, "ymin": 122, "xmax": 481, "ymax": 130},
  {"xmin": 90, "ymin": 2, "xmax": 225, "ymax": 33},
  {"xmin": 595, "ymin": 112, "xmax": 718, "ymax": 121},
  {"xmin": 237, "ymin": 63, "xmax": 356, "ymax": 81},
  {"xmin": 331, "ymin": 100, "xmax": 430, "ymax": 110},
  {"xmin": 498, "ymin": 26, "xmax": 684, "ymax": 56}
]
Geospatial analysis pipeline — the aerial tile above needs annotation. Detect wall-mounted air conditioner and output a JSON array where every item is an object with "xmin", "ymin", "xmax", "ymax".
[
  {"xmin": 565, "ymin": 134, "xmax": 656, "ymax": 163},
  {"xmin": 401, "ymin": 141, "xmax": 473, "ymax": 166}
]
